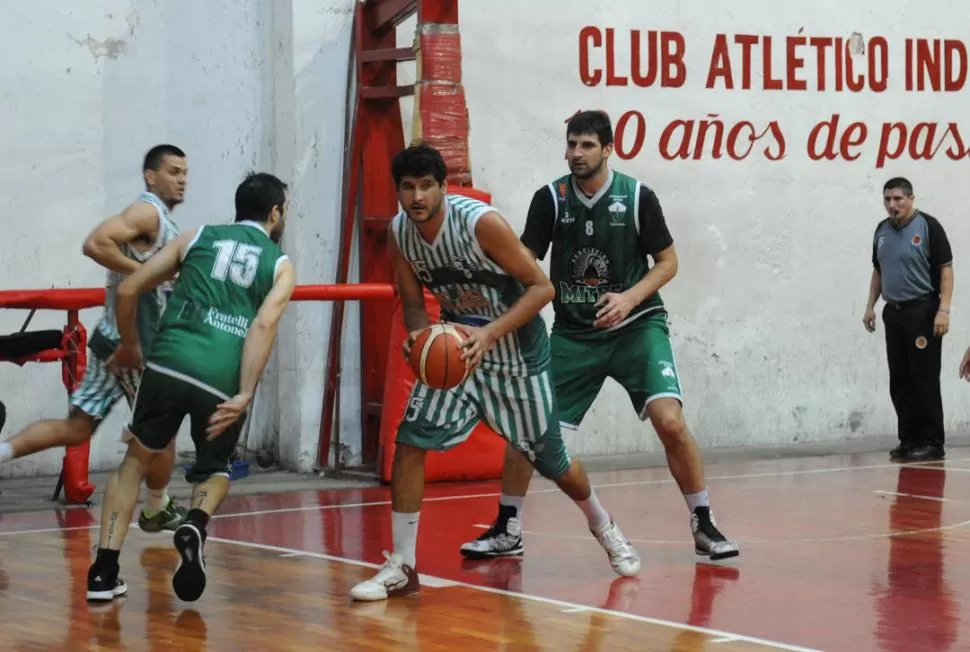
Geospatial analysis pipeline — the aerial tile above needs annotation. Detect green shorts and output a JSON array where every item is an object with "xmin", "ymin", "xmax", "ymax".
[
  {"xmin": 396, "ymin": 367, "xmax": 571, "ymax": 479},
  {"xmin": 127, "ymin": 366, "xmax": 243, "ymax": 484},
  {"xmin": 551, "ymin": 310, "xmax": 683, "ymax": 430}
]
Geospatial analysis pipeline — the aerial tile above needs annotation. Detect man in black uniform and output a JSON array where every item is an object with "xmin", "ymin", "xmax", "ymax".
[{"xmin": 864, "ymin": 177, "xmax": 953, "ymax": 461}]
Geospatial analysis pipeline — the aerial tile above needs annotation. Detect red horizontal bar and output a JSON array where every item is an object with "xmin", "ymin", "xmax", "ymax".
[{"xmin": 0, "ymin": 283, "xmax": 397, "ymax": 311}]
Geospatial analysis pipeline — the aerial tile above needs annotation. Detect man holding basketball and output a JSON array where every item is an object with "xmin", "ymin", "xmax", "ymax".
[
  {"xmin": 460, "ymin": 110, "xmax": 739, "ymax": 562},
  {"xmin": 349, "ymin": 144, "xmax": 640, "ymax": 602}
]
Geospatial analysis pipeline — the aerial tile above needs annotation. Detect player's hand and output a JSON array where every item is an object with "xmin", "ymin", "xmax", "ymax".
[
  {"xmin": 934, "ymin": 310, "xmax": 950, "ymax": 338},
  {"xmin": 106, "ymin": 343, "xmax": 143, "ymax": 372},
  {"xmin": 459, "ymin": 325, "xmax": 496, "ymax": 370},
  {"xmin": 593, "ymin": 292, "xmax": 636, "ymax": 329},
  {"xmin": 402, "ymin": 329, "xmax": 424, "ymax": 360},
  {"xmin": 863, "ymin": 307, "xmax": 876, "ymax": 333},
  {"xmin": 206, "ymin": 392, "xmax": 252, "ymax": 440},
  {"xmin": 959, "ymin": 347, "xmax": 970, "ymax": 381}
]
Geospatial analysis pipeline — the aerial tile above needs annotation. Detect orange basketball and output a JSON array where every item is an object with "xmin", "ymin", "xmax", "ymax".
[{"xmin": 408, "ymin": 324, "xmax": 472, "ymax": 390}]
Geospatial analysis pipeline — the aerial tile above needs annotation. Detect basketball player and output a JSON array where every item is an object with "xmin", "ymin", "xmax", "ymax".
[
  {"xmin": 86, "ymin": 172, "xmax": 295, "ymax": 602},
  {"xmin": 349, "ymin": 144, "xmax": 640, "ymax": 602},
  {"xmin": 0, "ymin": 144, "xmax": 188, "ymax": 532},
  {"xmin": 460, "ymin": 110, "xmax": 739, "ymax": 562}
]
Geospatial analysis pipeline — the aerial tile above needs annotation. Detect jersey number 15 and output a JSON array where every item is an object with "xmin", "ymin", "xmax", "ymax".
[{"xmin": 210, "ymin": 239, "xmax": 262, "ymax": 288}]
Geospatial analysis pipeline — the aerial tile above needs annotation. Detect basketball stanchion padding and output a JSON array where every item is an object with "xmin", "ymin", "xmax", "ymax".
[
  {"xmin": 378, "ymin": 293, "xmax": 506, "ymax": 484},
  {"xmin": 0, "ymin": 318, "xmax": 95, "ymax": 503}
]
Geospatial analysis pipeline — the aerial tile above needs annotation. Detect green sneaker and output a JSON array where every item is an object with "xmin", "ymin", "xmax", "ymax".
[{"xmin": 138, "ymin": 496, "xmax": 188, "ymax": 533}]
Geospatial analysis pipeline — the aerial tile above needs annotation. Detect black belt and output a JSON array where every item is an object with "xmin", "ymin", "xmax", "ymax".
[{"xmin": 885, "ymin": 295, "xmax": 935, "ymax": 310}]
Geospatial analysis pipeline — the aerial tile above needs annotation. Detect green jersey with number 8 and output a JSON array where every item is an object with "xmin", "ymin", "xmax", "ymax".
[{"xmin": 146, "ymin": 221, "xmax": 288, "ymax": 398}]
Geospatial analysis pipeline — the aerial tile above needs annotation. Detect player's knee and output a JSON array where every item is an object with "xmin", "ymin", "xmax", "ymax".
[
  {"xmin": 61, "ymin": 413, "xmax": 96, "ymax": 446},
  {"xmin": 649, "ymin": 402, "xmax": 689, "ymax": 445},
  {"xmin": 530, "ymin": 442, "xmax": 571, "ymax": 482}
]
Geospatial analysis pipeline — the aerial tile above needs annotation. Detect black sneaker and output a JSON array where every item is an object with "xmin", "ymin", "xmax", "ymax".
[
  {"xmin": 459, "ymin": 516, "xmax": 524, "ymax": 559},
  {"xmin": 87, "ymin": 572, "xmax": 127, "ymax": 602},
  {"xmin": 691, "ymin": 507, "xmax": 740, "ymax": 561},
  {"xmin": 139, "ymin": 496, "xmax": 189, "ymax": 533},
  {"xmin": 172, "ymin": 523, "xmax": 207, "ymax": 602}
]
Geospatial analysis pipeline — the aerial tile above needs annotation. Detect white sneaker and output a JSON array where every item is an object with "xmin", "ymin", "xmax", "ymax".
[
  {"xmin": 592, "ymin": 520, "xmax": 641, "ymax": 577},
  {"xmin": 350, "ymin": 552, "xmax": 420, "ymax": 601}
]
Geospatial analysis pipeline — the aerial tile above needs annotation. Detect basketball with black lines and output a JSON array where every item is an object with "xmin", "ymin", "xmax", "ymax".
[{"xmin": 409, "ymin": 324, "xmax": 472, "ymax": 389}]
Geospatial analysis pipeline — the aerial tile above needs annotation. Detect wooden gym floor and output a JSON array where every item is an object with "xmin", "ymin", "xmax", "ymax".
[{"xmin": 0, "ymin": 447, "xmax": 967, "ymax": 651}]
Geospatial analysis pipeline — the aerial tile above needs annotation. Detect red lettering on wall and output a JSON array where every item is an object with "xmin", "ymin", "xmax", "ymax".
[
  {"xmin": 704, "ymin": 34, "xmax": 888, "ymax": 91},
  {"xmin": 614, "ymin": 111, "xmax": 647, "ymax": 159},
  {"xmin": 807, "ymin": 114, "xmax": 868, "ymax": 161},
  {"xmin": 578, "ymin": 26, "xmax": 602, "ymax": 86},
  {"xmin": 876, "ymin": 121, "xmax": 970, "ymax": 168},
  {"xmin": 658, "ymin": 114, "xmax": 786, "ymax": 161},
  {"xmin": 905, "ymin": 38, "xmax": 968, "ymax": 91},
  {"xmin": 576, "ymin": 26, "xmax": 686, "ymax": 88}
]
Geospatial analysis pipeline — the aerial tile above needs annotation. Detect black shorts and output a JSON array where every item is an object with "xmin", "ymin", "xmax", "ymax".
[{"xmin": 128, "ymin": 367, "xmax": 244, "ymax": 484}]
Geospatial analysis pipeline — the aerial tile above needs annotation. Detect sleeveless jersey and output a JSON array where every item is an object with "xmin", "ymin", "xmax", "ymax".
[
  {"xmin": 392, "ymin": 195, "xmax": 550, "ymax": 376},
  {"xmin": 147, "ymin": 221, "xmax": 288, "ymax": 398},
  {"xmin": 547, "ymin": 170, "xmax": 663, "ymax": 335},
  {"xmin": 89, "ymin": 192, "xmax": 180, "ymax": 360}
]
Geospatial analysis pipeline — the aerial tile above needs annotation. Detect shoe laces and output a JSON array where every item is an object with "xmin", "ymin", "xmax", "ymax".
[{"xmin": 372, "ymin": 551, "xmax": 407, "ymax": 582}]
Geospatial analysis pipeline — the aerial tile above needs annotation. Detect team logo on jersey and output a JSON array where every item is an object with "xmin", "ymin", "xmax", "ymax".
[
  {"xmin": 560, "ymin": 247, "xmax": 622, "ymax": 304},
  {"xmin": 658, "ymin": 360, "xmax": 677, "ymax": 378},
  {"xmin": 911, "ymin": 234, "xmax": 922, "ymax": 247},
  {"xmin": 438, "ymin": 288, "xmax": 491, "ymax": 313},
  {"xmin": 607, "ymin": 199, "xmax": 627, "ymax": 226}
]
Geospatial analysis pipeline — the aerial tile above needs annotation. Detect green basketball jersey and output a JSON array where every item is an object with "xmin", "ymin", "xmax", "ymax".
[
  {"xmin": 392, "ymin": 195, "xmax": 550, "ymax": 376},
  {"xmin": 89, "ymin": 191, "xmax": 180, "ymax": 360},
  {"xmin": 147, "ymin": 221, "xmax": 288, "ymax": 398},
  {"xmin": 547, "ymin": 170, "xmax": 664, "ymax": 335}
]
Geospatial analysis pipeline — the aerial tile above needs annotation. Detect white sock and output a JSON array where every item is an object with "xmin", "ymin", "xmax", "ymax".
[
  {"xmin": 684, "ymin": 489, "xmax": 710, "ymax": 512},
  {"xmin": 146, "ymin": 488, "xmax": 169, "ymax": 512},
  {"xmin": 0, "ymin": 442, "xmax": 13, "ymax": 464},
  {"xmin": 392, "ymin": 511, "xmax": 420, "ymax": 568},
  {"xmin": 576, "ymin": 490, "xmax": 611, "ymax": 531},
  {"xmin": 500, "ymin": 493, "xmax": 524, "ymax": 516}
]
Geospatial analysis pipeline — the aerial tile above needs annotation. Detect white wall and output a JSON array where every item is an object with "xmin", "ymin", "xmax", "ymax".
[
  {"xmin": 0, "ymin": 0, "xmax": 357, "ymax": 478},
  {"xmin": 452, "ymin": 0, "xmax": 970, "ymax": 455},
  {"xmin": 1, "ymin": 0, "xmax": 968, "ymax": 479}
]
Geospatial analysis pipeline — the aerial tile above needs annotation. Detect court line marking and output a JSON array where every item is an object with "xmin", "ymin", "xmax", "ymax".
[
  {"xmin": 0, "ymin": 457, "xmax": 961, "ymax": 538},
  {"xmin": 873, "ymin": 490, "xmax": 970, "ymax": 505},
  {"xmin": 206, "ymin": 535, "xmax": 821, "ymax": 652}
]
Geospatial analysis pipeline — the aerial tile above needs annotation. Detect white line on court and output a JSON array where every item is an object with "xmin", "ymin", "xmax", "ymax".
[
  {"xmin": 206, "ymin": 535, "xmax": 822, "ymax": 652},
  {"xmin": 872, "ymin": 490, "xmax": 970, "ymax": 505},
  {"xmin": 0, "ymin": 457, "xmax": 961, "ymax": 538}
]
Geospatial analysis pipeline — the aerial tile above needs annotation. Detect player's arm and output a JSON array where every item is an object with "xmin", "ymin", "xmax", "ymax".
[
  {"xmin": 81, "ymin": 202, "xmax": 160, "ymax": 274},
  {"xmin": 595, "ymin": 186, "xmax": 677, "ymax": 329},
  {"xmin": 389, "ymin": 224, "xmax": 431, "ymax": 334},
  {"xmin": 114, "ymin": 229, "xmax": 198, "ymax": 353},
  {"xmin": 864, "ymin": 226, "xmax": 882, "ymax": 332},
  {"xmin": 208, "ymin": 258, "xmax": 296, "ymax": 438},
  {"xmin": 519, "ymin": 186, "xmax": 556, "ymax": 260},
  {"xmin": 237, "ymin": 258, "xmax": 296, "ymax": 401},
  {"xmin": 463, "ymin": 211, "xmax": 554, "ymax": 365}
]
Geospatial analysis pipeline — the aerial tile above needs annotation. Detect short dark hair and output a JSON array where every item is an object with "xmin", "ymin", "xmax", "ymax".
[
  {"xmin": 883, "ymin": 176, "xmax": 914, "ymax": 196},
  {"xmin": 566, "ymin": 110, "xmax": 614, "ymax": 147},
  {"xmin": 391, "ymin": 144, "xmax": 447, "ymax": 187},
  {"xmin": 143, "ymin": 144, "xmax": 186, "ymax": 171},
  {"xmin": 234, "ymin": 172, "xmax": 288, "ymax": 223}
]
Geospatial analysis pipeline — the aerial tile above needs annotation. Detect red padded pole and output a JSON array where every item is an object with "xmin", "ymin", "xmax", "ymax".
[{"xmin": 61, "ymin": 310, "xmax": 94, "ymax": 504}]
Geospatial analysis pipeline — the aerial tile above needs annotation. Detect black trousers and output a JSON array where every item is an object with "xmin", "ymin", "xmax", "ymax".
[{"xmin": 882, "ymin": 296, "xmax": 945, "ymax": 449}]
